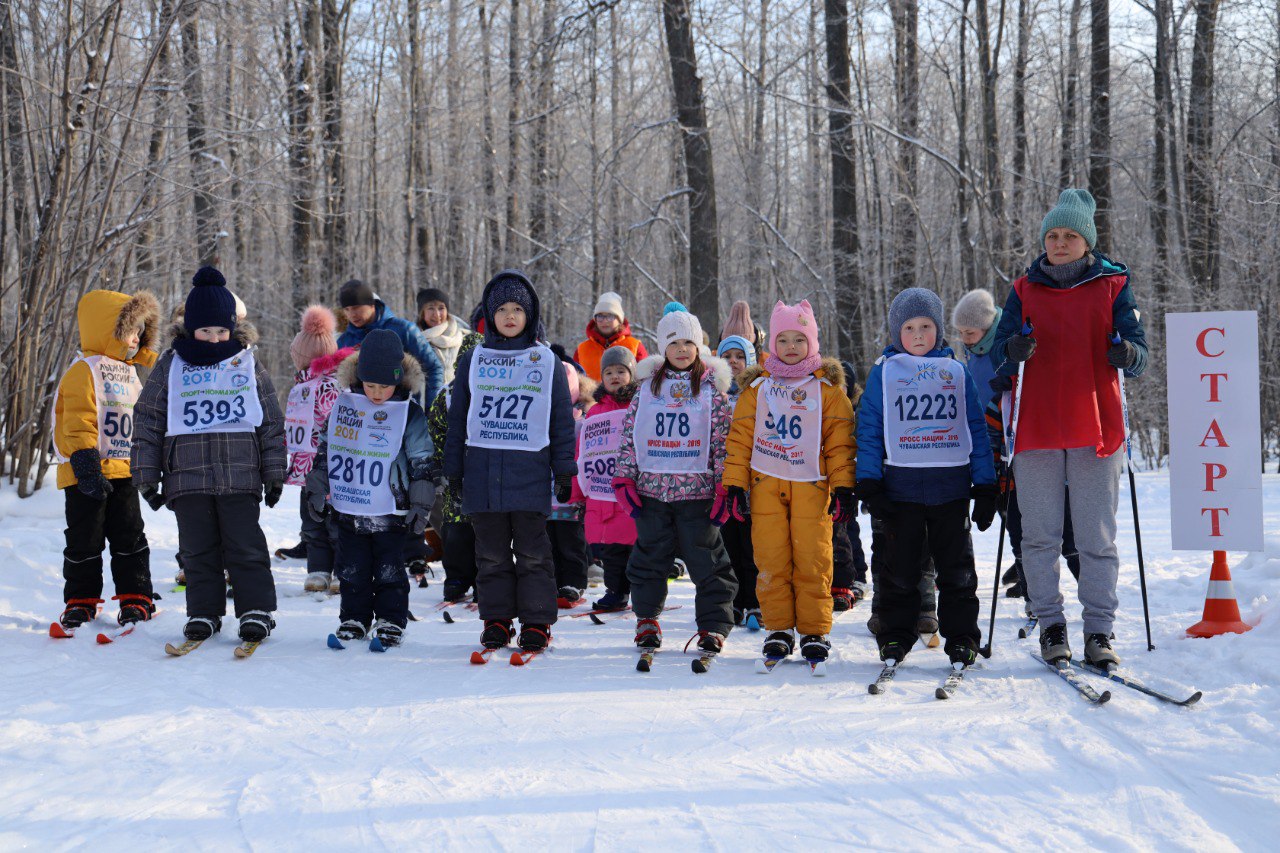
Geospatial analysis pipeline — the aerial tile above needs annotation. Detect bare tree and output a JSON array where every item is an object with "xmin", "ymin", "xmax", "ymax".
[
  {"xmin": 1185, "ymin": 0, "xmax": 1222, "ymax": 293},
  {"xmin": 1088, "ymin": 0, "xmax": 1111, "ymax": 250}
]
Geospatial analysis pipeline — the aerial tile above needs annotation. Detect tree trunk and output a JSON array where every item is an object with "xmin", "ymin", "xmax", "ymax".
[
  {"xmin": 1185, "ymin": 0, "xmax": 1221, "ymax": 293},
  {"xmin": 478, "ymin": 0, "xmax": 502, "ymax": 269},
  {"xmin": 1149, "ymin": 0, "xmax": 1173, "ymax": 298},
  {"xmin": 179, "ymin": 0, "xmax": 219, "ymax": 267},
  {"xmin": 505, "ymin": 0, "xmax": 522, "ymax": 262},
  {"xmin": 320, "ymin": 0, "xmax": 348, "ymax": 276},
  {"xmin": 890, "ymin": 0, "xmax": 918, "ymax": 292},
  {"xmin": 405, "ymin": 0, "xmax": 430, "ymax": 285},
  {"xmin": 746, "ymin": 0, "xmax": 770, "ymax": 293},
  {"xmin": 529, "ymin": 0, "xmax": 557, "ymax": 277},
  {"xmin": 444, "ymin": 0, "xmax": 465, "ymax": 287},
  {"xmin": 1059, "ymin": 0, "xmax": 1083, "ymax": 188},
  {"xmin": 1011, "ymin": 0, "xmax": 1029, "ymax": 228},
  {"xmin": 662, "ymin": 0, "xmax": 721, "ymax": 328},
  {"xmin": 956, "ymin": 0, "xmax": 976, "ymax": 293},
  {"xmin": 1088, "ymin": 0, "xmax": 1111, "ymax": 250},
  {"xmin": 974, "ymin": 0, "xmax": 1008, "ymax": 278},
  {"xmin": 825, "ymin": 0, "xmax": 864, "ymax": 368},
  {"xmin": 285, "ymin": 3, "xmax": 319, "ymax": 311}
]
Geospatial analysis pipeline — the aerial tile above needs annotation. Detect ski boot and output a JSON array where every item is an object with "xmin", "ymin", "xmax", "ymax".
[
  {"xmin": 879, "ymin": 640, "xmax": 909, "ymax": 664},
  {"xmin": 238, "ymin": 610, "xmax": 275, "ymax": 643},
  {"xmin": 518, "ymin": 624, "xmax": 551, "ymax": 652},
  {"xmin": 334, "ymin": 619, "xmax": 368, "ymax": 641},
  {"xmin": 184, "ymin": 616, "xmax": 221, "ymax": 641},
  {"xmin": 481, "ymin": 619, "xmax": 513, "ymax": 649},
  {"xmin": 866, "ymin": 612, "xmax": 882, "ymax": 637},
  {"xmin": 850, "ymin": 580, "xmax": 868, "ymax": 603},
  {"xmin": 799, "ymin": 634, "xmax": 831, "ymax": 661},
  {"xmin": 1038, "ymin": 623, "xmax": 1071, "ymax": 663},
  {"xmin": 114, "ymin": 593, "xmax": 155, "ymax": 625},
  {"xmin": 328, "ymin": 575, "xmax": 341, "ymax": 594},
  {"xmin": 762, "ymin": 630, "xmax": 795, "ymax": 658},
  {"xmin": 58, "ymin": 598, "xmax": 103, "ymax": 630},
  {"xmin": 373, "ymin": 619, "xmax": 404, "ymax": 648},
  {"xmin": 944, "ymin": 636, "xmax": 979, "ymax": 668},
  {"xmin": 831, "ymin": 587, "xmax": 855, "ymax": 612},
  {"xmin": 591, "ymin": 589, "xmax": 628, "ymax": 612},
  {"xmin": 694, "ymin": 631, "xmax": 725, "ymax": 655},
  {"xmin": 634, "ymin": 618, "xmax": 662, "ymax": 649},
  {"xmin": 303, "ymin": 572, "xmax": 331, "ymax": 592},
  {"xmin": 556, "ymin": 586, "xmax": 583, "ymax": 609},
  {"xmin": 407, "ymin": 558, "xmax": 430, "ymax": 587},
  {"xmin": 1084, "ymin": 632, "xmax": 1120, "ymax": 670}
]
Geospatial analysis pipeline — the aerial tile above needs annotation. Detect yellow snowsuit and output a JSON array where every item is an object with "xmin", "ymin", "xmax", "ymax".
[
  {"xmin": 53, "ymin": 290, "xmax": 160, "ymax": 489},
  {"xmin": 722, "ymin": 358, "xmax": 856, "ymax": 635}
]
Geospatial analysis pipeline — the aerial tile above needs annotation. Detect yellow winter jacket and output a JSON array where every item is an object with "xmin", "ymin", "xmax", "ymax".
[
  {"xmin": 53, "ymin": 289, "xmax": 160, "ymax": 489},
  {"xmin": 722, "ymin": 357, "xmax": 856, "ymax": 491}
]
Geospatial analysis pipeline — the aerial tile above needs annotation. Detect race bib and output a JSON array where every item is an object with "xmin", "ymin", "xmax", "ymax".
[
  {"xmin": 751, "ymin": 375, "xmax": 823, "ymax": 481},
  {"xmin": 55, "ymin": 355, "xmax": 142, "ymax": 461},
  {"xmin": 881, "ymin": 355, "xmax": 972, "ymax": 468},
  {"xmin": 325, "ymin": 393, "xmax": 409, "ymax": 517},
  {"xmin": 166, "ymin": 350, "xmax": 264, "ymax": 436},
  {"xmin": 285, "ymin": 378, "xmax": 320, "ymax": 454},
  {"xmin": 466, "ymin": 346, "xmax": 554, "ymax": 451},
  {"xmin": 577, "ymin": 409, "xmax": 625, "ymax": 502},
  {"xmin": 633, "ymin": 378, "xmax": 712, "ymax": 474}
]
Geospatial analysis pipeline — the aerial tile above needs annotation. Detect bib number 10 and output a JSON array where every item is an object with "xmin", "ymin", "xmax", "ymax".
[
  {"xmin": 328, "ymin": 453, "xmax": 385, "ymax": 487},
  {"xmin": 893, "ymin": 393, "xmax": 958, "ymax": 422},
  {"xmin": 478, "ymin": 393, "xmax": 534, "ymax": 421},
  {"xmin": 654, "ymin": 412, "xmax": 690, "ymax": 437},
  {"xmin": 182, "ymin": 395, "xmax": 247, "ymax": 427},
  {"xmin": 286, "ymin": 424, "xmax": 309, "ymax": 447}
]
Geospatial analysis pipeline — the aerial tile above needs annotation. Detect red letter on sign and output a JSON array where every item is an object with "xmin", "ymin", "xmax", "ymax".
[
  {"xmin": 1200, "ymin": 373, "xmax": 1228, "ymax": 402},
  {"xmin": 1199, "ymin": 420, "xmax": 1229, "ymax": 448},
  {"xmin": 1196, "ymin": 327, "xmax": 1225, "ymax": 357},
  {"xmin": 1203, "ymin": 462, "xmax": 1227, "ymax": 491},
  {"xmin": 1201, "ymin": 507, "xmax": 1229, "ymax": 536}
]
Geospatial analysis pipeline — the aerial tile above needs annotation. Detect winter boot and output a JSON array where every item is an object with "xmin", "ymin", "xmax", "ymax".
[
  {"xmin": 184, "ymin": 616, "xmax": 221, "ymax": 641},
  {"xmin": 944, "ymin": 636, "xmax": 979, "ymax": 668},
  {"xmin": 1001, "ymin": 563, "xmax": 1019, "ymax": 586},
  {"xmin": 328, "ymin": 575, "xmax": 341, "ymax": 595},
  {"xmin": 668, "ymin": 558, "xmax": 687, "ymax": 580},
  {"xmin": 304, "ymin": 572, "xmax": 331, "ymax": 592},
  {"xmin": 114, "ymin": 594, "xmax": 155, "ymax": 625},
  {"xmin": 442, "ymin": 581, "xmax": 471, "ymax": 603},
  {"xmin": 878, "ymin": 640, "xmax": 909, "ymax": 664},
  {"xmin": 635, "ymin": 617, "xmax": 662, "ymax": 649},
  {"xmin": 481, "ymin": 619, "xmax": 514, "ymax": 649},
  {"xmin": 374, "ymin": 619, "xmax": 404, "ymax": 648},
  {"xmin": 917, "ymin": 612, "xmax": 939, "ymax": 635},
  {"xmin": 591, "ymin": 589, "xmax": 629, "ymax": 612},
  {"xmin": 556, "ymin": 586, "xmax": 584, "ymax": 609},
  {"xmin": 1038, "ymin": 623, "xmax": 1071, "ymax": 663},
  {"xmin": 851, "ymin": 580, "xmax": 868, "ymax": 602},
  {"xmin": 866, "ymin": 612, "xmax": 882, "ymax": 636},
  {"xmin": 275, "ymin": 542, "xmax": 307, "ymax": 560},
  {"xmin": 800, "ymin": 634, "xmax": 832, "ymax": 661},
  {"xmin": 518, "ymin": 623, "xmax": 551, "ymax": 652},
  {"xmin": 587, "ymin": 560, "xmax": 604, "ymax": 588},
  {"xmin": 695, "ymin": 631, "xmax": 725, "ymax": 655},
  {"xmin": 1084, "ymin": 632, "xmax": 1120, "ymax": 669},
  {"xmin": 762, "ymin": 630, "xmax": 795, "ymax": 658},
  {"xmin": 831, "ymin": 587, "xmax": 855, "ymax": 612},
  {"xmin": 335, "ymin": 619, "xmax": 368, "ymax": 641},
  {"xmin": 407, "ymin": 558, "xmax": 430, "ymax": 582},
  {"xmin": 741, "ymin": 607, "xmax": 762, "ymax": 629},
  {"xmin": 238, "ymin": 611, "xmax": 275, "ymax": 642},
  {"xmin": 59, "ymin": 598, "xmax": 103, "ymax": 630},
  {"xmin": 173, "ymin": 566, "xmax": 186, "ymax": 586}
]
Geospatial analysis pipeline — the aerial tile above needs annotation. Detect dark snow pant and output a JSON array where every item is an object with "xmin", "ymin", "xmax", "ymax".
[
  {"xmin": 870, "ymin": 514, "xmax": 936, "ymax": 614},
  {"xmin": 597, "ymin": 543, "xmax": 632, "ymax": 596},
  {"xmin": 172, "ymin": 493, "xmax": 276, "ymax": 619},
  {"xmin": 720, "ymin": 516, "xmax": 759, "ymax": 614},
  {"xmin": 335, "ymin": 523, "xmax": 410, "ymax": 629},
  {"xmin": 404, "ymin": 527, "xmax": 431, "ymax": 567},
  {"xmin": 299, "ymin": 494, "xmax": 337, "ymax": 577},
  {"xmin": 62, "ymin": 478, "xmax": 152, "ymax": 602},
  {"xmin": 832, "ymin": 520, "xmax": 855, "ymax": 589},
  {"xmin": 548, "ymin": 519, "xmax": 590, "ymax": 593},
  {"xmin": 877, "ymin": 500, "xmax": 979, "ymax": 653},
  {"xmin": 627, "ymin": 497, "xmax": 736, "ymax": 636},
  {"xmin": 846, "ymin": 515, "xmax": 868, "ymax": 583},
  {"xmin": 442, "ymin": 520, "xmax": 478, "ymax": 600},
  {"xmin": 472, "ymin": 511, "xmax": 558, "ymax": 625}
]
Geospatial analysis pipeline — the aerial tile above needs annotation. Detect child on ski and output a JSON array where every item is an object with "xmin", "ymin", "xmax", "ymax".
[
  {"xmin": 990, "ymin": 188, "xmax": 1147, "ymax": 668},
  {"xmin": 716, "ymin": 333, "xmax": 762, "ymax": 627},
  {"xmin": 571, "ymin": 345, "xmax": 639, "ymax": 612},
  {"xmin": 444, "ymin": 270, "xmax": 577, "ymax": 654},
  {"xmin": 52, "ymin": 288, "xmax": 161, "ymax": 632},
  {"xmin": 547, "ymin": 347, "xmax": 595, "ymax": 608},
  {"xmin": 721, "ymin": 300, "xmax": 857, "ymax": 663},
  {"xmin": 284, "ymin": 305, "xmax": 352, "ymax": 594},
  {"xmin": 855, "ymin": 287, "xmax": 996, "ymax": 668},
  {"xmin": 131, "ymin": 267, "xmax": 286, "ymax": 645},
  {"xmin": 613, "ymin": 307, "xmax": 738, "ymax": 659},
  {"xmin": 304, "ymin": 329, "xmax": 434, "ymax": 647}
]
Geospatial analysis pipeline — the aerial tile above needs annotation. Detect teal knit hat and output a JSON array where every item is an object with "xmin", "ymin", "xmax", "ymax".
[{"xmin": 1040, "ymin": 189, "xmax": 1097, "ymax": 249}]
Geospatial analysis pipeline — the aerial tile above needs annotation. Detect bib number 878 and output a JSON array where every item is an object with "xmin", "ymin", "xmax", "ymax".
[
  {"xmin": 182, "ymin": 395, "xmax": 247, "ymax": 427},
  {"xmin": 653, "ymin": 412, "xmax": 690, "ymax": 437},
  {"xmin": 328, "ymin": 453, "xmax": 386, "ymax": 487},
  {"xmin": 478, "ymin": 393, "xmax": 534, "ymax": 421},
  {"xmin": 893, "ymin": 392, "xmax": 957, "ymax": 422}
]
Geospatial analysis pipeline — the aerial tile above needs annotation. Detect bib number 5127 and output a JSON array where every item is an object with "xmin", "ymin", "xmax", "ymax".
[
  {"xmin": 182, "ymin": 395, "xmax": 247, "ymax": 427},
  {"xmin": 478, "ymin": 393, "xmax": 533, "ymax": 421}
]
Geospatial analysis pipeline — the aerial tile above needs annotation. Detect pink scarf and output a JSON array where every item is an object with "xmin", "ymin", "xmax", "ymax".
[{"xmin": 764, "ymin": 352, "xmax": 822, "ymax": 378}]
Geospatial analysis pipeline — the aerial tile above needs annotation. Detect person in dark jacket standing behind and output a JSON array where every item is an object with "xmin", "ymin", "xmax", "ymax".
[
  {"xmin": 131, "ymin": 267, "xmax": 286, "ymax": 644},
  {"xmin": 337, "ymin": 279, "xmax": 444, "ymax": 412},
  {"xmin": 990, "ymin": 188, "xmax": 1147, "ymax": 669},
  {"xmin": 444, "ymin": 270, "xmax": 577, "ymax": 654}
]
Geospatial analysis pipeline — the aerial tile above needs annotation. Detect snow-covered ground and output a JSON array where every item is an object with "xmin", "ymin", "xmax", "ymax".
[{"xmin": 1, "ymin": 471, "xmax": 1277, "ymax": 850}]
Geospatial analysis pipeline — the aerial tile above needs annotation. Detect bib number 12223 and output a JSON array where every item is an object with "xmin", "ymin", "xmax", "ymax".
[
  {"xmin": 478, "ymin": 393, "xmax": 533, "ymax": 421},
  {"xmin": 182, "ymin": 395, "xmax": 247, "ymax": 428},
  {"xmin": 893, "ymin": 393, "xmax": 957, "ymax": 422}
]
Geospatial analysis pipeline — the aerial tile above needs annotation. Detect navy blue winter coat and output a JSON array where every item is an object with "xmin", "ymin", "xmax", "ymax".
[
  {"xmin": 337, "ymin": 298, "xmax": 444, "ymax": 408},
  {"xmin": 443, "ymin": 270, "xmax": 576, "ymax": 515}
]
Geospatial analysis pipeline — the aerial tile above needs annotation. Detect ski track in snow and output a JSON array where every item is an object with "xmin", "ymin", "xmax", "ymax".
[{"xmin": 1, "ymin": 472, "xmax": 1278, "ymax": 850}]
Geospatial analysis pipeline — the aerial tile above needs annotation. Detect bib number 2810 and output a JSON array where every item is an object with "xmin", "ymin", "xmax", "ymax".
[
  {"xmin": 182, "ymin": 395, "xmax": 247, "ymax": 428},
  {"xmin": 328, "ymin": 453, "xmax": 386, "ymax": 487}
]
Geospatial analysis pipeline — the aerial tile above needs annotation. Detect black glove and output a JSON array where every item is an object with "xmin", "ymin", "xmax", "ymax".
[
  {"xmin": 971, "ymin": 484, "xmax": 998, "ymax": 532},
  {"xmin": 1107, "ymin": 339, "xmax": 1137, "ymax": 370},
  {"xmin": 405, "ymin": 479, "xmax": 436, "ymax": 535},
  {"xmin": 448, "ymin": 476, "xmax": 463, "ymax": 498},
  {"xmin": 139, "ymin": 483, "xmax": 165, "ymax": 511},
  {"xmin": 305, "ymin": 488, "xmax": 329, "ymax": 522},
  {"xmin": 69, "ymin": 448, "xmax": 112, "ymax": 501},
  {"xmin": 854, "ymin": 479, "xmax": 894, "ymax": 520},
  {"xmin": 554, "ymin": 473, "xmax": 574, "ymax": 504},
  {"xmin": 828, "ymin": 486, "xmax": 857, "ymax": 523},
  {"xmin": 263, "ymin": 479, "xmax": 284, "ymax": 508},
  {"xmin": 988, "ymin": 374, "xmax": 1014, "ymax": 394},
  {"xmin": 1005, "ymin": 333, "xmax": 1036, "ymax": 363}
]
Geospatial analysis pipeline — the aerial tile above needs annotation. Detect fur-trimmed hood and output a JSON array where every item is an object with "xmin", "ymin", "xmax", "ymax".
[
  {"xmin": 168, "ymin": 309, "xmax": 260, "ymax": 349},
  {"xmin": 307, "ymin": 345, "xmax": 357, "ymax": 378},
  {"xmin": 336, "ymin": 350, "xmax": 425, "ymax": 398},
  {"xmin": 737, "ymin": 356, "xmax": 845, "ymax": 389},
  {"xmin": 634, "ymin": 353, "xmax": 732, "ymax": 394},
  {"xmin": 575, "ymin": 371, "xmax": 599, "ymax": 407},
  {"xmin": 593, "ymin": 379, "xmax": 639, "ymax": 405},
  {"xmin": 77, "ymin": 289, "xmax": 160, "ymax": 363}
]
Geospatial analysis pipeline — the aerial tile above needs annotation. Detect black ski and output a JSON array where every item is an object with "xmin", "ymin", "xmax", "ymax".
[
  {"xmin": 1030, "ymin": 653, "xmax": 1110, "ymax": 704},
  {"xmin": 1017, "ymin": 616, "xmax": 1038, "ymax": 639},
  {"xmin": 934, "ymin": 663, "xmax": 968, "ymax": 699},
  {"xmin": 1067, "ymin": 660, "xmax": 1202, "ymax": 707},
  {"xmin": 636, "ymin": 649, "xmax": 658, "ymax": 672},
  {"xmin": 868, "ymin": 661, "xmax": 899, "ymax": 694},
  {"xmin": 691, "ymin": 652, "xmax": 716, "ymax": 674}
]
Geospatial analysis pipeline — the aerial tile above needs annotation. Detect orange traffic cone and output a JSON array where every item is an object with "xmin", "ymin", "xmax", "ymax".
[{"xmin": 1186, "ymin": 550, "xmax": 1253, "ymax": 638}]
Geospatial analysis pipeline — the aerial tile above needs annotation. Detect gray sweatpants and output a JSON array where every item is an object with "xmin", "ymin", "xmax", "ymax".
[{"xmin": 1013, "ymin": 447, "xmax": 1123, "ymax": 635}]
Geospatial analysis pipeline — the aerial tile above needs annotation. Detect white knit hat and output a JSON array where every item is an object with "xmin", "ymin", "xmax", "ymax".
[
  {"xmin": 593, "ymin": 291, "xmax": 625, "ymax": 321},
  {"xmin": 656, "ymin": 309, "xmax": 703, "ymax": 352},
  {"xmin": 951, "ymin": 289, "xmax": 997, "ymax": 331}
]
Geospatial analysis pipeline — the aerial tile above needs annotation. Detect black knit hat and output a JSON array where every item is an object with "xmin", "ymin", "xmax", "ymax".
[
  {"xmin": 485, "ymin": 274, "xmax": 534, "ymax": 318},
  {"xmin": 416, "ymin": 287, "xmax": 449, "ymax": 311},
  {"xmin": 339, "ymin": 279, "xmax": 376, "ymax": 308},
  {"xmin": 183, "ymin": 266, "xmax": 237, "ymax": 332},
  {"xmin": 356, "ymin": 329, "xmax": 405, "ymax": 386}
]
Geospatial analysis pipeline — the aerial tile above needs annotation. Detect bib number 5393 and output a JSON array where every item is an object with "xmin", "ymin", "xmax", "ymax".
[
  {"xmin": 478, "ymin": 393, "xmax": 533, "ymax": 421},
  {"xmin": 182, "ymin": 395, "xmax": 247, "ymax": 427}
]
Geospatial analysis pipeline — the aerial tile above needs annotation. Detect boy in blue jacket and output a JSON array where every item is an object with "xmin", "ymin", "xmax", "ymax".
[{"xmin": 855, "ymin": 288, "xmax": 997, "ymax": 668}]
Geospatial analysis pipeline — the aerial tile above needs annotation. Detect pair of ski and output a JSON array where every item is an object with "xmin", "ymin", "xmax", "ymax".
[
  {"xmin": 164, "ymin": 638, "xmax": 261, "ymax": 658},
  {"xmin": 49, "ymin": 621, "xmax": 138, "ymax": 645},
  {"xmin": 1030, "ymin": 653, "xmax": 1201, "ymax": 706},
  {"xmin": 326, "ymin": 633, "xmax": 393, "ymax": 653},
  {"xmin": 631, "ymin": 643, "xmax": 715, "ymax": 673},
  {"xmin": 586, "ymin": 604, "xmax": 684, "ymax": 625},
  {"xmin": 867, "ymin": 660, "xmax": 970, "ymax": 699},
  {"xmin": 756, "ymin": 655, "xmax": 827, "ymax": 677},
  {"xmin": 470, "ymin": 646, "xmax": 544, "ymax": 666}
]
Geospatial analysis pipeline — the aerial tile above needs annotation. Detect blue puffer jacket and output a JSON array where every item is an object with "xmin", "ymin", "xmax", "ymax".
[
  {"xmin": 443, "ymin": 270, "xmax": 577, "ymax": 515},
  {"xmin": 337, "ymin": 298, "xmax": 444, "ymax": 408},
  {"xmin": 856, "ymin": 344, "xmax": 996, "ymax": 505}
]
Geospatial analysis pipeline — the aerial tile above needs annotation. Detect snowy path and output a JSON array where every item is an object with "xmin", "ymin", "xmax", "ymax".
[{"xmin": 1, "ymin": 472, "xmax": 1277, "ymax": 850}]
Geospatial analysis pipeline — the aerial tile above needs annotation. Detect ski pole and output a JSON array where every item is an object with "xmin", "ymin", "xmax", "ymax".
[
  {"xmin": 1006, "ymin": 319, "xmax": 1033, "ymax": 460},
  {"xmin": 1110, "ymin": 331, "xmax": 1154, "ymax": 652},
  {"xmin": 978, "ymin": 505, "xmax": 1007, "ymax": 659}
]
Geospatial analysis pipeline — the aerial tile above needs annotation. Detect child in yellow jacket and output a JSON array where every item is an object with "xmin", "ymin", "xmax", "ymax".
[
  {"xmin": 719, "ymin": 300, "xmax": 856, "ymax": 663},
  {"xmin": 51, "ymin": 289, "xmax": 161, "ymax": 632}
]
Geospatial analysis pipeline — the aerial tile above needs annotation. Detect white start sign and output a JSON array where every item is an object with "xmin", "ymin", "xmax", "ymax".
[{"xmin": 1166, "ymin": 311, "xmax": 1263, "ymax": 552}]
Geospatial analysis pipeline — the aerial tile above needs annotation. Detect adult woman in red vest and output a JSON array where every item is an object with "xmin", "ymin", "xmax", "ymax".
[
  {"xmin": 573, "ymin": 291, "xmax": 648, "ymax": 381},
  {"xmin": 990, "ymin": 189, "xmax": 1148, "ymax": 669}
]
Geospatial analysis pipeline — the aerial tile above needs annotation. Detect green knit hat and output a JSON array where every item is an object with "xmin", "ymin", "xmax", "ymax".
[{"xmin": 1040, "ymin": 188, "xmax": 1097, "ymax": 249}]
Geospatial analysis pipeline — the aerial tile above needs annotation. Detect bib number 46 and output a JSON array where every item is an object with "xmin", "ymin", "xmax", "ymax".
[{"xmin": 764, "ymin": 412, "xmax": 802, "ymax": 439}]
